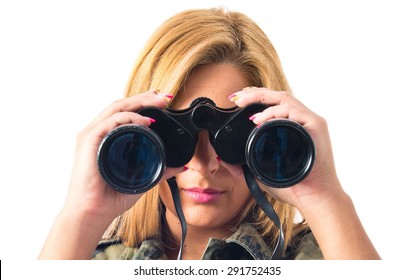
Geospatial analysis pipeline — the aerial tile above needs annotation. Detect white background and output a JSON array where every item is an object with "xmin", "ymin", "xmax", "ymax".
[{"xmin": 1, "ymin": 0, "xmax": 412, "ymax": 264}]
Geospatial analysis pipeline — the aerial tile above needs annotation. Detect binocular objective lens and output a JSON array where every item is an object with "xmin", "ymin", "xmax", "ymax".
[
  {"xmin": 98, "ymin": 126, "xmax": 165, "ymax": 194},
  {"xmin": 246, "ymin": 121, "xmax": 314, "ymax": 187}
]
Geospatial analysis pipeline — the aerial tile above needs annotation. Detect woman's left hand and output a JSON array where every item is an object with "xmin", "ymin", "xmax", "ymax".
[
  {"xmin": 229, "ymin": 87, "xmax": 343, "ymax": 212},
  {"xmin": 229, "ymin": 87, "xmax": 381, "ymax": 260}
]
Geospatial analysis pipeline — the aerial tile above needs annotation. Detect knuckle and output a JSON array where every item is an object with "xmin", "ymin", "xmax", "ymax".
[
  {"xmin": 109, "ymin": 99, "xmax": 124, "ymax": 112},
  {"xmin": 315, "ymin": 115, "xmax": 328, "ymax": 128},
  {"xmin": 283, "ymin": 103, "xmax": 293, "ymax": 111},
  {"xmin": 259, "ymin": 93, "xmax": 269, "ymax": 104},
  {"xmin": 76, "ymin": 128, "xmax": 87, "ymax": 145}
]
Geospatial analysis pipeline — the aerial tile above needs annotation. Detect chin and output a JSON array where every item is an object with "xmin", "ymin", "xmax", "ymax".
[{"xmin": 183, "ymin": 208, "xmax": 236, "ymax": 230}]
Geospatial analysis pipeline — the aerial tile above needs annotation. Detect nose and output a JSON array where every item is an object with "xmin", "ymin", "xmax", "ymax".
[{"xmin": 186, "ymin": 131, "xmax": 219, "ymax": 177}]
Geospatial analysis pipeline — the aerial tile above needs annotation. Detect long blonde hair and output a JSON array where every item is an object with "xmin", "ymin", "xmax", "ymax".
[{"xmin": 105, "ymin": 8, "xmax": 306, "ymax": 252}]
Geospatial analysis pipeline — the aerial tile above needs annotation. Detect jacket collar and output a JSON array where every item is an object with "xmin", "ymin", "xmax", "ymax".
[{"xmin": 132, "ymin": 223, "xmax": 272, "ymax": 260}]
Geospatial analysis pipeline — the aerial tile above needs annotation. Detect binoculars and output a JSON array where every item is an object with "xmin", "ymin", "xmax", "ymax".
[{"xmin": 97, "ymin": 97, "xmax": 315, "ymax": 194}]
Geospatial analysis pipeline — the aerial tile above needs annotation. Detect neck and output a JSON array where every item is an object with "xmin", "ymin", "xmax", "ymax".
[{"xmin": 162, "ymin": 210, "xmax": 234, "ymax": 260}]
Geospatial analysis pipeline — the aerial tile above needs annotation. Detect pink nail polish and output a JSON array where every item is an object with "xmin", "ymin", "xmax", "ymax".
[
  {"xmin": 249, "ymin": 115, "xmax": 256, "ymax": 121},
  {"xmin": 216, "ymin": 156, "xmax": 221, "ymax": 162},
  {"xmin": 149, "ymin": 118, "xmax": 156, "ymax": 123},
  {"xmin": 228, "ymin": 93, "xmax": 236, "ymax": 100},
  {"xmin": 183, "ymin": 166, "xmax": 189, "ymax": 171},
  {"xmin": 158, "ymin": 93, "xmax": 174, "ymax": 99}
]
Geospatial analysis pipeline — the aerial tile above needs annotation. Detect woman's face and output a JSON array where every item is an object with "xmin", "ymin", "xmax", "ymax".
[{"xmin": 159, "ymin": 63, "xmax": 252, "ymax": 231}]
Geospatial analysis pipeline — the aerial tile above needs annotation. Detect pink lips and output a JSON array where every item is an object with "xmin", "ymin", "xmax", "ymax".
[{"xmin": 183, "ymin": 187, "xmax": 224, "ymax": 203}]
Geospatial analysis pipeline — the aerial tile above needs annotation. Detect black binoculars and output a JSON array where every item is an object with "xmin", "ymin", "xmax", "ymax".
[{"xmin": 97, "ymin": 97, "xmax": 315, "ymax": 194}]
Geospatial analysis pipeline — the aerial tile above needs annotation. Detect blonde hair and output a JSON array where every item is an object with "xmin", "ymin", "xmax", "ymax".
[{"xmin": 105, "ymin": 8, "xmax": 307, "ymax": 253}]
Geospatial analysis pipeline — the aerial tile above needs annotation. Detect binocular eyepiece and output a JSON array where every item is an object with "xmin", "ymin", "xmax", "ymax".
[{"xmin": 97, "ymin": 97, "xmax": 315, "ymax": 194}]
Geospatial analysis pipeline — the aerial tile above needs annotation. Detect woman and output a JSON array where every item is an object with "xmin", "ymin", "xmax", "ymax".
[{"xmin": 38, "ymin": 8, "xmax": 380, "ymax": 260}]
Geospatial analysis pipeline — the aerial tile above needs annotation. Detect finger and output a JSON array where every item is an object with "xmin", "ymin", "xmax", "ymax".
[
  {"xmin": 78, "ymin": 112, "xmax": 155, "ymax": 152},
  {"xmin": 163, "ymin": 166, "xmax": 189, "ymax": 181},
  {"xmin": 249, "ymin": 103, "xmax": 316, "ymax": 126},
  {"xmin": 90, "ymin": 112, "xmax": 156, "ymax": 138},
  {"xmin": 88, "ymin": 91, "xmax": 171, "ymax": 129},
  {"xmin": 229, "ymin": 88, "xmax": 320, "ymax": 126},
  {"xmin": 229, "ymin": 88, "xmax": 290, "ymax": 107}
]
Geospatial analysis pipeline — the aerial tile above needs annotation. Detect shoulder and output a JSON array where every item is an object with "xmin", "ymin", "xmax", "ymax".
[
  {"xmin": 92, "ymin": 239, "xmax": 138, "ymax": 260},
  {"xmin": 92, "ymin": 238, "xmax": 167, "ymax": 260},
  {"xmin": 285, "ymin": 229, "xmax": 324, "ymax": 260}
]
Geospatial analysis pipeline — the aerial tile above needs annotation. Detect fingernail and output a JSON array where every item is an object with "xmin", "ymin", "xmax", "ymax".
[
  {"xmin": 149, "ymin": 118, "xmax": 156, "ymax": 123},
  {"xmin": 216, "ymin": 156, "xmax": 221, "ymax": 162},
  {"xmin": 228, "ymin": 93, "xmax": 240, "ymax": 102},
  {"xmin": 158, "ymin": 93, "xmax": 174, "ymax": 99},
  {"xmin": 183, "ymin": 166, "xmax": 189, "ymax": 171},
  {"xmin": 249, "ymin": 113, "xmax": 261, "ymax": 121},
  {"xmin": 156, "ymin": 93, "xmax": 174, "ymax": 102}
]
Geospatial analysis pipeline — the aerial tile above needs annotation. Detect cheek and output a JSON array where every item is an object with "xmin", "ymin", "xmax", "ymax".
[{"xmin": 230, "ymin": 185, "xmax": 252, "ymax": 211}]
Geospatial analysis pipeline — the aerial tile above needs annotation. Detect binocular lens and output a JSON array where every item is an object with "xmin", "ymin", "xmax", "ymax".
[
  {"xmin": 97, "ymin": 126, "xmax": 165, "ymax": 194},
  {"xmin": 246, "ymin": 120, "xmax": 315, "ymax": 187}
]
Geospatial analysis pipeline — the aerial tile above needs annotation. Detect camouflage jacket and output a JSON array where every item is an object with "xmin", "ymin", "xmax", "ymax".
[{"xmin": 93, "ymin": 223, "xmax": 323, "ymax": 260}]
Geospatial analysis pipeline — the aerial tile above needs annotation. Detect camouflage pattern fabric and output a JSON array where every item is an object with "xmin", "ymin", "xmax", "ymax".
[{"xmin": 93, "ymin": 223, "xmax": 323, "ymax": 260}]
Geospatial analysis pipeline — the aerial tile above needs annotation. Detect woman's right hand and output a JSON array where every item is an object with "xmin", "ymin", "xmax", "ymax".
[
  {"xmin": 64, "ymin": 91, "xmax": 181, "ymax": 222},
  {"xmin": 39, "ymin": 91, "xmax": 182, "ymax": 259}
]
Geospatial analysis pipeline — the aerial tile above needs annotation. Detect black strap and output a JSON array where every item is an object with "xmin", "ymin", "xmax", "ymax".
[
  {"xmin": 166, "ymin": 176, "xmax": 187, "ymax": 260},
  {"xmin": 242, "ymin": 164, "xmax": 285, "ymax": 259},
  {"xmin": 167, "ymin": 167, "xmax": 285, "ymax": 260}
]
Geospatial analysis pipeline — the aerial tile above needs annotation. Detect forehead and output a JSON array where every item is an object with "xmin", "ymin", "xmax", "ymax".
[{"xmin": 172, "ymin": 64, "xmax": 250, "ymax": 109}]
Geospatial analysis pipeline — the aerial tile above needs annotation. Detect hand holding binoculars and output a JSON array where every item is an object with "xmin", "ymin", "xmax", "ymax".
[{"xmin": 97, "ymin": 97, "xmax": 315, "ymax": 194}]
